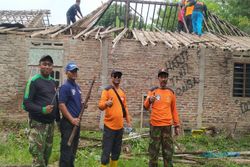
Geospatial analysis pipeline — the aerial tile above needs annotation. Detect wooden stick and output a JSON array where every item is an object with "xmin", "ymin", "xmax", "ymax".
[
  {"xmin": 67, "ymin": 77, "xmax": 96, "ymax": 146},
  {"xmin": 50, "ymin": 25, "xmax": 71, "ymax": 38},
  {"xmin": 133, "ymin": 29, "xmax": 148, "ymax": 46},
  {"xmin": 73, "ymin": 26, "xmax": 93, "ymax": 39},
  {"xmin": 142, "ymin": 30, "xmax": 156, "ymax": 46},
  {"xmin": 154, "ymin": 31, "xmax": 173, "ymax": 48},
  {"xmin": 112, "ymin": 28, "xmax": 128, "ymax": 48},
  {"xmin": 100, "ymin": 27, "xmax": 124, "ymax": 36},
  {"xmin": 122, "ymin": 133, "xmax": 149, "ymax": 141},
  {"xmin": 95, "ymin": 26, "xmax": 103, "ymax": 39},
  {"xmin": 83, "ymin": 26, "xmax": 101, "ymax": 39},
  {"xmin": 132, "ymin": 30, "xmax": 139, "ymax": 41},
  {"xmin": 0, "ymin": 27, "xmax": 19, "ymax": 33}
]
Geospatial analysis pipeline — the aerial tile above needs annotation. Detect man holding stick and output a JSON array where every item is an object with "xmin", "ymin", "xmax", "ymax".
[
  {"xmin": 98, "ymin": 70, "xmax": 132, "ymax": 167},
  {"xmin": 59, "ymin": 62, "xmax": 82, "ymax": 167}
]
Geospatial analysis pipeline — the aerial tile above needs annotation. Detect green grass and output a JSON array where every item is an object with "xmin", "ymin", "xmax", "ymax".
[{"xmin": 1, "ymin": 124, "xmax": 250, "ymax": 167}]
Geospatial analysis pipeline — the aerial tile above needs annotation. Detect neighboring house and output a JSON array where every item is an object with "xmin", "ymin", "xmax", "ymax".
[{"xmin": 0, "ymin": 0, "xmax": 250, "ymax": 133}]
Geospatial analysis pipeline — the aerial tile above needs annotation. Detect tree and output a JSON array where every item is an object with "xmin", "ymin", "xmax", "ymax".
[
  {"xmin": 97, "ymin": 4, "xmax": 143, "ymax": 29},
  {"xmin": 204, "ymin": 0, "xmax": 250, "ymax": 34}
]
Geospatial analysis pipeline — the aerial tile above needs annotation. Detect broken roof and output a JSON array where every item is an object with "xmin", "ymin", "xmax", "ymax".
[
  {"xmin": 0, "ymin": 10, "xmax": 50, "ymax": 27},
  {"xmin": 0, "ymin": 0, "xmax": 249, "ymax": 51}
]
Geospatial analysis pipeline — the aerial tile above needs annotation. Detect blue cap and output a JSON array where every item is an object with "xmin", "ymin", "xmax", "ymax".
[{"xmin": 65, "ymin": 62, "xmax": 79, "ymax": 72}]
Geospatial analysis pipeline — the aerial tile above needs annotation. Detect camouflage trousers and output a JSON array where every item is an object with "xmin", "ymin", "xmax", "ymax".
[
  {"xmin": 148, "ymin": 125, "xmax": 173, "ymax": 167},
  {"xmin": 28, "ymin": 119, "xmax": 54, "ymax": 167}
]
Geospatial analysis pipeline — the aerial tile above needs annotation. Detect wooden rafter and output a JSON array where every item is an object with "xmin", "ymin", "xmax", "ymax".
[{"xmin": 0, "ymin": 10, "xmax": 51, "ymax": 27}]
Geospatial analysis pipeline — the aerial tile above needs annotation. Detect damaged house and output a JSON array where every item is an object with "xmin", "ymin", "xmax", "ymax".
[{"xmin": 0, "ymin": 0, "xmax": 250, "ymax": 133}]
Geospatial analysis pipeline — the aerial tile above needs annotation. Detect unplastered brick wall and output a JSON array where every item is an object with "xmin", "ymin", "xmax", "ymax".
[
  {"xmin": 202, "ymin": 49, "xmax": 250, "ymax": 133},
  {"xmin": 1, "ymin": 34, "xmax": 250, "ymax": 133},
  {"xmin": 0, "ymin": 34, "xmax": 28, "ymax": 114},
  {"xmin": 65, "ymin": 38, "xmax": 201, "ymax": 129},
  {"xmin": 65, "ymin": 38, "xmax": 250, "ymax": 133}
]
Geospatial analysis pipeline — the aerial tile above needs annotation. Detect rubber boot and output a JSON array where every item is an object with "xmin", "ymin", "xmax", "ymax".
[{"xmin": 110, "ymin": 160, "xmax": 118, "ymax": 167}]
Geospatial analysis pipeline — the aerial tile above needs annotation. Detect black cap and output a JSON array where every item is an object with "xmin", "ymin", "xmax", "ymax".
[
  {"xmin": 39, "ymin": 55, "xmax": 53, "ymax": 64},
  {"xmin": 111, "ymin": 70, "xmax": 122, "ymax": 77},
  {"xmin": 158, "ymin": 68, "xmax": 169, "ymax": 77}
]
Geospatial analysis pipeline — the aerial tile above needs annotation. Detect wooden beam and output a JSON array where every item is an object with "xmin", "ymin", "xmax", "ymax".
[{"xmin": 112, "ymin": 28, "xmax": 128, "ymax": 48}]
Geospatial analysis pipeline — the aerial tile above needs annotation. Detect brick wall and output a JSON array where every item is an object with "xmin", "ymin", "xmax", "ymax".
[
  {"xmin": 0, "ymin": 34, "xmax": 28, "ymax": 114},
  {"xmin": 1, "ymin": 34, "xmax": 250, "ymax": 133}
]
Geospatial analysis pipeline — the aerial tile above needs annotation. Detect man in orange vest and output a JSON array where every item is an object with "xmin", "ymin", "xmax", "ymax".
[
  {"xmin": 98, "ymin": 70, "xmax": 132, "ymax": 167},
  {"xmin": 144, "ymin": 69, "xmax": 180, "ymax": 167},
  {"xmin": 184, "ymin": 0, "xmax": 195, "ymax": 33}
]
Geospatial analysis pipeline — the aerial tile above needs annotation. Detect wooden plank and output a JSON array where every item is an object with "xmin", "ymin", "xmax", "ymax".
[
  {"xmin": 134, "ymin": 29, "xmax": 148, "ymax": 46},
  {"xmin": 142, "ymin": 30, "xmax": 156, "ymax": 46},
  {"xmin": 0, "ymin": 27, "xmax": 19, "ymax": 33},
  {"xmin": 154, "ymin": 32, "xmax": 173, "ymax": 48}
]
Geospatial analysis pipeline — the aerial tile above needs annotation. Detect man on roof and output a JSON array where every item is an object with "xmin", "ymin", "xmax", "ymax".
[{"xmin": 66, "ymin": 0, "xmax": 83, "ymax": 25}]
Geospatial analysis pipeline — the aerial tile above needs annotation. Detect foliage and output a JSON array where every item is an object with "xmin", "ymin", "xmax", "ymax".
[
  {"xmin": 97, "ymin": 0, "xmax": 250, "ymax": 34},
  {"xmin": 97, "ymin": 4, "xmax": 142, "ymax": 29},
  {"xmin": 204, "ymin": 0, "xmax": 250, "ymax": 34},
  {"xmin": 1, "ymin": 125, "xmax": 250, "ymax": 166},
  {"xmin": 97, "ymin": 4, "xmax": 117, "ymax": 27}
]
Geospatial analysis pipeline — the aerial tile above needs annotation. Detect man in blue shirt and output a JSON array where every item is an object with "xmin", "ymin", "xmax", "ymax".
[
  {"xmin": 59, "ymin": 62, "xmax": 82, "ymax": 167},
  {"xmin": 66, "ymin": 0, "xmax": 83, "ymax": 25}
]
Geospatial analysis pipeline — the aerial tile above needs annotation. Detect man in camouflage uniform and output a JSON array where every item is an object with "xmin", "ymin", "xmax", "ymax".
[
  {"xmin": 23, "ymin": 55, "xmax": 60, "ymax": 167},
  {"xmin": 144, "ymin": 69, "xmax": 180, "ymax": 167}
]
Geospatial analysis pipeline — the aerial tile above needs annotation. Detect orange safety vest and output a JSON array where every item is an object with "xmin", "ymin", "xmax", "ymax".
[{"xmin": 185, "ymin": 0, "xmax": 194, "ymax": 16}]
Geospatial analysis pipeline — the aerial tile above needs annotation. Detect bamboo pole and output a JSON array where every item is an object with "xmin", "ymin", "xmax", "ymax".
[
  {"xmin": 112, "ymin": 28, "xmax": 128, "ymax": 48},
  {"xmin": 142, "ymin": 30, "xmax": 156, "ymax": 46},
  {"xmin": 0, "ymin": 27, "xmax": 19, "ymax": 33},
  {"xmin": 83, "ymin": 26, "xmax": 102, "ymax": 39},
  {"xmin": 95, "ymin": 27, "xmax": 103, "ymax": 39},
  {"xmin": 132, "ymin": 29, "xmax": 139, "ymax": 41},
  {"xmin": 133, "ymin": 29, "xmax": 148, "ymax": 46},
  {"xmin": 50, "ymin": 25, "xmax": 71, "ymax": 38},
  {"xmin": 168, "ymin": 31, "xmax": 189, "ymax": 47},
  {"xmin": 99, "ymin": 26, "xmax": 112, "ymax": 39},
  {"xmin": 73, "ymin": 26, "xmax": 93, "ymax": 39},
  {"xmin": 154, "ymin": 26, "xmax": 179, "ymax": 48},
  {"xmin": 154, "ymin": 32, "xmax": 173, "ymax": 48},
  {"xmin": 100, "ymin": 27, "xmax": 124, "ymax": 36}
]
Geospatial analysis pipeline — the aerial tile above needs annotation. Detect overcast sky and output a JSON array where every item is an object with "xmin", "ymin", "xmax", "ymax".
[
  {"xmin": 0, "ymin": 0, "xmax": 170, "ymax": 25},
  {"xmin": 0, "ymin": 0, "xmax": 108, "ymax": 25}
]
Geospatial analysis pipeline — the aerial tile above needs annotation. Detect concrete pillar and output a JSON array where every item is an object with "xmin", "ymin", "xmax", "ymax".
[
  {"xmin": 197, "ymin": 48, "xmax": 206, "ymax": 129},
  {"xmin": 99, "ymin": 39, "xmax": 109, "ymax": 130}
]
